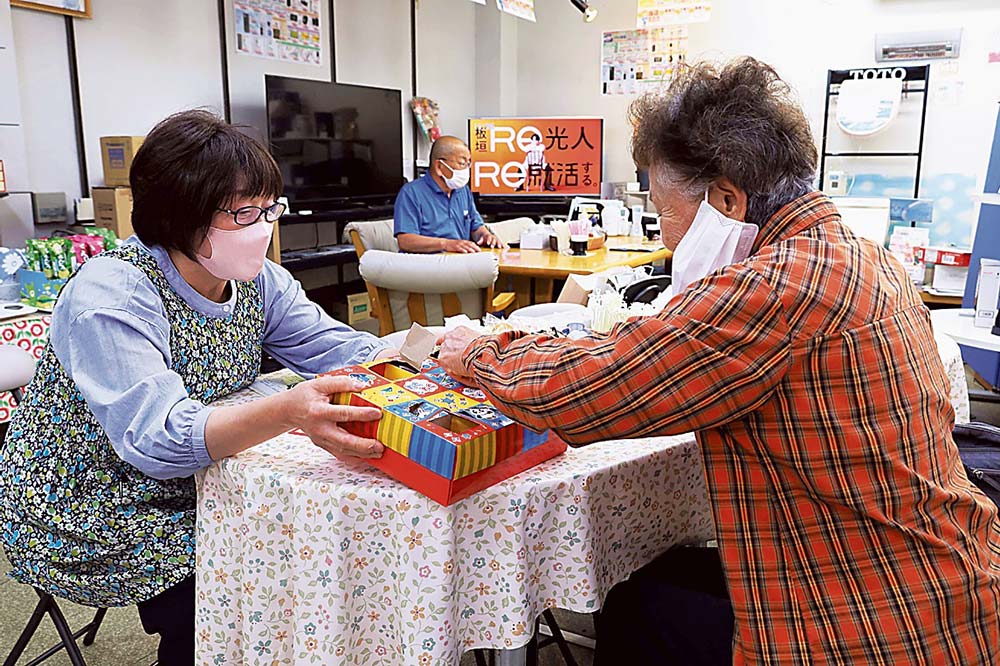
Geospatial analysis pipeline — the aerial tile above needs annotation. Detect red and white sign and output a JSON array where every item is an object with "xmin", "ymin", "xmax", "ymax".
[{"xmin": 914, "ymin": 246, "xmax": 972, "ymax": 267}]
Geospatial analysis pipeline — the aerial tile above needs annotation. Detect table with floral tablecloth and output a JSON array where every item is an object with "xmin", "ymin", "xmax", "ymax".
[
  {"xmin": 195, "ymin": 332, "xmax": 972, "ymax": 666},
  {"xmin": 0, "ymin": 313, "xmax": 50, "ymax": 423},
  {"xmin": 195, "ymin": 385, "xmax": 714, "ymax": 666}
]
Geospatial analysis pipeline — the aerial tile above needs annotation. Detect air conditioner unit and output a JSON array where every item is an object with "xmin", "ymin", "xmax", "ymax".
[{"xmin": 875, "ymin": 29, "xmax": 962, "ymax": 62}]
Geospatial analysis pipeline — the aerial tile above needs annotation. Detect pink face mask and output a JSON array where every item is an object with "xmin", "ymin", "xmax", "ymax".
[{"xmin": 196, "ymin": 221, "xmax": 274, "ymax": 282}]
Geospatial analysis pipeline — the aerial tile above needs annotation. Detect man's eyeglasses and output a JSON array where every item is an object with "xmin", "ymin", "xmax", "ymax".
[
  {"xmin": 216, "ymin": 201, "xmax": 287, "ymax": 226},
  {"xmin": 440, "ymin": 158, "xmax": 472, "ymax": 170}
]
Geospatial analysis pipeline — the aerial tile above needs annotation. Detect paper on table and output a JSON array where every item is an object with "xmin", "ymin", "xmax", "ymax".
[
  {"xmin": 399, "ymin": 322, "xmax": 439, "ymax": 367},
  {"xmin": 249, "ymin": 373, "xmax": 307, "ymax": 396}
]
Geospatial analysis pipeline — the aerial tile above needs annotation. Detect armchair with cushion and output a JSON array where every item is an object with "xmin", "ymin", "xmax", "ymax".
[{"xmin": 358, "ymin": 250, "xmax": 515, "ymax": 335}]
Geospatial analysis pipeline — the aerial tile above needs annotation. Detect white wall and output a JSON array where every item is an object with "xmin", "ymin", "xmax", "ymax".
[
  {"xmin": 334, "ymin": 0, "xmax": 414, "ymax": 176},
  {"xmin": 225, "ymin": 0, "xmax": 333, "ymax": 137},
  {"xmin": 12, "ymin": 8, "xmax": 80, "ymax": 209},
  {"xmin": 0, "ymin": 0, "xmax": 32, "ymax": 247},
  {"xmin": 8, "ymin": 0, "xmax": 443, "ymax": 236},
  {"xmin": 416, "ymin": 0, "xmax": 479, "ymax": 160},
  {"xmin": 74, "ymin": 0, "xmax": 225, "ymax": 192},
  {"xmin": 685, "ymin": 0, "xmax": 1000, "ymax": 193},
  {"xmin": 517, "ymin": 0, "xmax": 1000, "ymax": 193},
  {"xmin": 516, "ymin": 0, "xmax": 638, "ymax": 186}
]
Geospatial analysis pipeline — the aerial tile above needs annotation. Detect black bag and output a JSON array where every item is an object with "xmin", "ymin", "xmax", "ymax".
[{"xmin": 953, "ymin": 422, "xmax": 1000, "ymax": 507}]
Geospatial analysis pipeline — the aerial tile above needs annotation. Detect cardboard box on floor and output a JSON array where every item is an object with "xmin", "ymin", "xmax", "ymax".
[
  {"xmin": 99, "ymin": 136, "xmax": 144, "ymax": 187},
  {"xmin": 92, "ymin": 187, "xmax": 133, "ymax": 239},
  {"xmin": 347, "ymin": 292, "xmax": 372, "ymax": 324}
]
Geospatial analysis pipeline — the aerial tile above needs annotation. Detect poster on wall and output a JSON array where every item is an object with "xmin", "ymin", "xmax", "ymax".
[
  {"xmin": 496, "ymin": 0, "xmax": 535, "ymax": 22},
  {"xmin": 234, "ymin": 0, "xmax": 323, "ymax": 66},
  {"xmin": 10, "ymin": 0, "xmax": 90, "ymax": 19},
  {"xmin": 468, "ymin": 118, "xmax": 604, "ymax": 196},
  {"xmin": 601, "ymin": 28, "xmax": 688, "ymax": 96},
  {"xmin": 636, "ymin": 0, "xmax": 711, "ymax": 28}
]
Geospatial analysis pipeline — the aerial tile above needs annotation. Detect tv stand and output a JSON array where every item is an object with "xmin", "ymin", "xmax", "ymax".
[{"xmin": 281, "ymin": 202, "xmax": 395, "ymax": 227}]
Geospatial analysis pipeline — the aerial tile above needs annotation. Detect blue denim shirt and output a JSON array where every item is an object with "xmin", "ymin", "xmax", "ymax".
[
  {"xmin": 393, "ymin": 173, "xmax": 484, "ymax": 242},
  {"xmin": 48, "ymin": 236, "xmax": 388, "ymax": 479}
]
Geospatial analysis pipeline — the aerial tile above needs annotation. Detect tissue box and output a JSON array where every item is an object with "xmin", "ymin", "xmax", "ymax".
[
  {"xmin": 520, "ymin": 226, "xmax": 550, "ymax": 250},
  {"xmin": 310, "ymin": 358, "xmax": 566, "ymax": 505},
  {"xmin": 18, "ymin": 269, "xmax": 66, "ymax": 308}
]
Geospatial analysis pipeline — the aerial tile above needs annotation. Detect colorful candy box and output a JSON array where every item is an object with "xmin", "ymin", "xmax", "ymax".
[{"xmin": 319, "ymin": 358, "xmax": 566, "ymax": 505}]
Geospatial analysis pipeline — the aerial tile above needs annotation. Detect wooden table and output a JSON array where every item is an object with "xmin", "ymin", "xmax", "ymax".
[
  {"xmin": 489, "ymin": 236, "xmax": 671, "ymax": 305},
  {"xmin": 920, "ymin": 290, "xmax": 963, "ymax": 308}
]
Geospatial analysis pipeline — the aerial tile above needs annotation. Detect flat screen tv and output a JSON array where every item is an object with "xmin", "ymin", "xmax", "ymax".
[
  {"xmin": 468, "ymin": 117, "xmax": 603, "ymax": 197},
  {"xmin": 265, "ymin": 75, "xmax": 404, "ymax": 207}
]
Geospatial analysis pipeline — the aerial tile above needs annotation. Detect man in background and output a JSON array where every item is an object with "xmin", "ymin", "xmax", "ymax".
[{"xmin": 394, "ymin": 136, "xmax": 502, "ymax": 253}]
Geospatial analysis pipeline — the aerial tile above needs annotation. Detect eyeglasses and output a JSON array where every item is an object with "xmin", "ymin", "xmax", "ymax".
[
  {"xmin": 440, "ymin": 158, "xmax": 471, "ymax": 170},
  {"xmin": 216, "ymin": 201, "xmax": 287, "ymax": 226}
]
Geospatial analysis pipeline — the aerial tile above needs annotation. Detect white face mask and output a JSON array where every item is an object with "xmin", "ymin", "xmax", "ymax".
[
  {"xmin": 439, "ymin": 160, "xmax": 470, "ymax": 190},
  {"xmin": 670, "ymin": 193, "xmax": 758, "ymax": 295}
]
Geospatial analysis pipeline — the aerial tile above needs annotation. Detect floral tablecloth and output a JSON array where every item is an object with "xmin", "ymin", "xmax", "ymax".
[
  {"xmin": 195, "ymin": 332, "xmax": 970, "ymax": 666},
  {"xmin": 195, "ymin": 388, "xmax": 713, "ymax": 666},
  {"xmin": 0, "ymin": 313, "xmax": 50, "ymax": 423}
]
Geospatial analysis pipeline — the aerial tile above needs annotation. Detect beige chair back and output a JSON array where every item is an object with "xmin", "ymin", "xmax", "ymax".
[
  {"xmin": 359, "ymin": 250, "xmax": 503, "ymax": 335},
  {"xmin": 485, "ymin": 217, "xmax": 536, "ymax": 245},
  {"xmin": 345, "ymin": 219, "xmax": 398, "ymax": 255}
]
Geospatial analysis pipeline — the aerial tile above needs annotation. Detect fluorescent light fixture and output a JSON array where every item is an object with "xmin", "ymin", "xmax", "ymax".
[{"xmin": 570, "ymin": 0, "xmax": 598, "ymax": 22}]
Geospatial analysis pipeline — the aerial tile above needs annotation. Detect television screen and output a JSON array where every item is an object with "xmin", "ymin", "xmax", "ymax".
[
  {"xmin": 265, "ymin": 75, "xmax": 404, "ymax": 206},
  {"xmin": 468, "ymin": 117, "xmax": 603, "ymax": 197}
]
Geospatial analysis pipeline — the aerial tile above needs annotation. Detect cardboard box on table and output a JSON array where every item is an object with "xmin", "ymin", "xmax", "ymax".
[{"xmin": 313, "ymin": 358, "xmax": 566, "ymax": 505}]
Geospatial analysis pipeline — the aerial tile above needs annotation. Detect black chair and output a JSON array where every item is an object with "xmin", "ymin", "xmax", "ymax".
[
  {"xmin": 3, "ymin": 588, "xmax": 108, "ymax": 666},
  {"xmin": 471, "ymin": 609, "xmax": 590, "ymax": 666},
  {"xmin": 620, "ymin": 276, "xmax": 672, "ymax": 305}
]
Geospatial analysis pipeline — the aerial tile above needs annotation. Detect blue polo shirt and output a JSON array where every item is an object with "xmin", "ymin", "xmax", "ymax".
[{"xmin": 393, "ymin": 173, "xmax": 484, "ymax": 241}]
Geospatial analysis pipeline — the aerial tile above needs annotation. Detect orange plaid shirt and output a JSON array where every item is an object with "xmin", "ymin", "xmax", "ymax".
[{"xmin": 462, "ymin": 192, "xmax": 1000, "ymax": 664}]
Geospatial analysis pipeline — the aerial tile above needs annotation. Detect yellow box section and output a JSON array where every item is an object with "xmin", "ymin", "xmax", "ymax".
[
  {"xmin": 364, "ymin": 361, "xmax": 415, "ymax": 382},
  {"xmin": 425, "ymin": 391, "xmax": 480, "ymax": 412},
  {"xmin": 331, "ymin": 393, "xmax": 352, "ymax": 406},
  {"xmin": 377, "ymin": 414, "xmax": 414, "ymax": 456},
  {"xmin": 360, "ymin": 385, "xmax": 418, "ymax": 407},
  {"xmin": 454, "ymin": 432, "xmax": 497, "ymax": 479}
]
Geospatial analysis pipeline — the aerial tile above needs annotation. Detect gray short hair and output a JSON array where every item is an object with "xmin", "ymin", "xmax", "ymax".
[{"xmin": 630, "ymin": 58, "xmax": 817, "ymax": 227}]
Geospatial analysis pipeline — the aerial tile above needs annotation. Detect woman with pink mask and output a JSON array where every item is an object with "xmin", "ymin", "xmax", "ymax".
[{"xmin": 0, "ymin": 110, "xmax": 394, "ymax": 666}]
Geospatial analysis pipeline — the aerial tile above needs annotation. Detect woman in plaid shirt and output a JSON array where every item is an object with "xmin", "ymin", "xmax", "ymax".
[{"xmin": 438, "ymin": 58, "xmax": 1000, "ymax": 664}]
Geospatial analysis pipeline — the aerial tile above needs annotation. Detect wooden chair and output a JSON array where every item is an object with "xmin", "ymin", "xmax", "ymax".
[
  {"xmin": 346, "ymin": 220, "xmax": 397, "ymax": 335},
  {"xmin": 345, "ymin": 220, "xmax": 515, "ymax": 336}
]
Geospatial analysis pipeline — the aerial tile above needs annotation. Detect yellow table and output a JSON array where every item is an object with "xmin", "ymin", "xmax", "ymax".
[{"xmin": 488, "ymin": 236, "xmax": 672, "ymax": 305}]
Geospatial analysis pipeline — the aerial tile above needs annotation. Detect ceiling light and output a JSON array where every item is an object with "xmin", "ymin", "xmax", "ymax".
[{"xmin": 570, "ymin": 0, "xmax": 598, "ymax": 22}]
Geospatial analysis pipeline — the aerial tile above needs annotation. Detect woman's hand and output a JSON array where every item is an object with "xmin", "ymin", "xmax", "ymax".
[
  {"xmin": 436, "ymin": 326, "xmax": 481, "ymax": 383},
  {"xmin": 283, "ymin": 375, "xmax": 384, "ymax": 459}
]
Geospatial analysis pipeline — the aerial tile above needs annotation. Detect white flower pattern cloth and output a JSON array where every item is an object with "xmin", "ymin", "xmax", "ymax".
[
  {"xmin": 195, "ymin": 387, "xmax": 714, "ymax": 665},
  {"xmin": 195, "ymin": 336, "xmax": 971, "ymax": 666}
]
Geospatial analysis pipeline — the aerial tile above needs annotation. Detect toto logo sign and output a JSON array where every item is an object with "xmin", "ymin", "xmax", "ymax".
[{"xmin": 847, "ymin": 67, "xmax": 908, "ymax": 81}]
